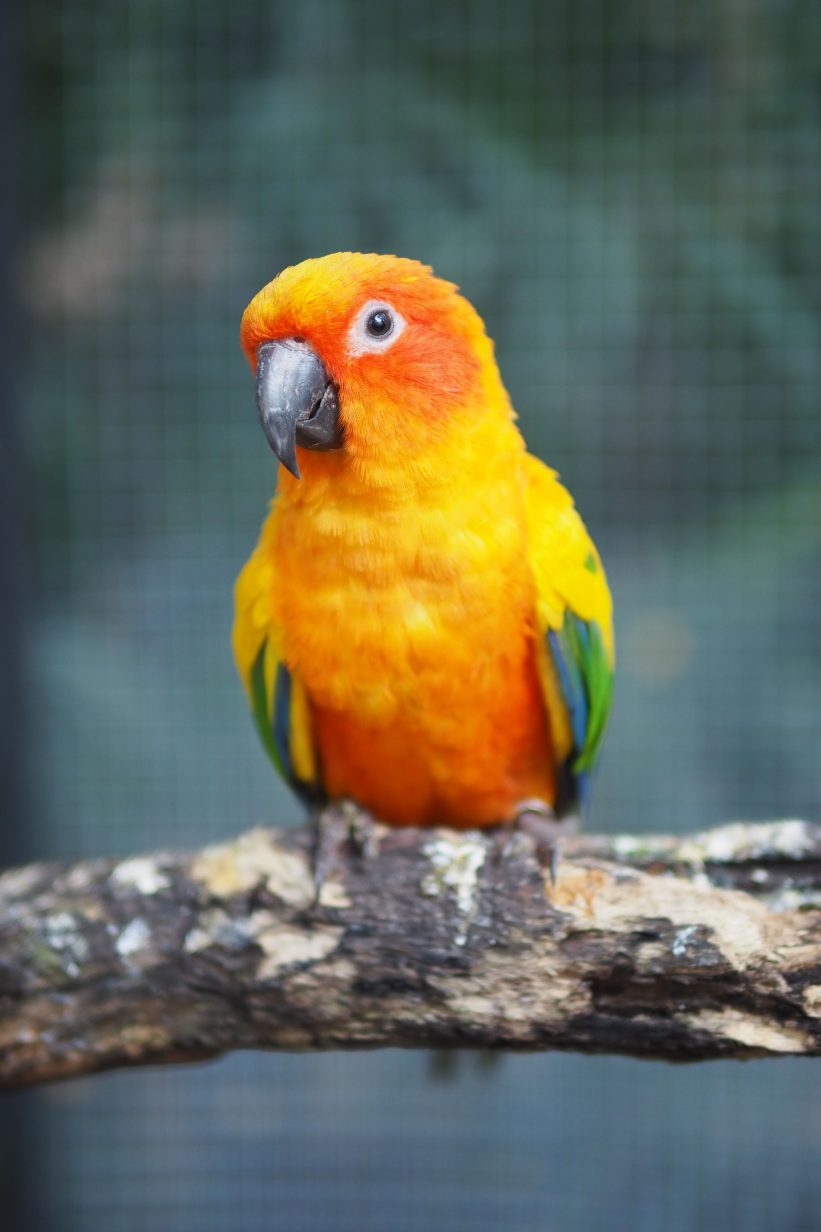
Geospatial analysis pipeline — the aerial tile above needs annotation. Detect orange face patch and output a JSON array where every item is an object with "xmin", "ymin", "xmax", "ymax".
[{"xmin": 240, "ymin": 253, "xmax": 490, "ymax": 455}]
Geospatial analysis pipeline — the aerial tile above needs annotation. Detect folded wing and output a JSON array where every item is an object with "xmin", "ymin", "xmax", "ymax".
[
  {"xmin": 524, "ymin": 454, "xmax": 615, "ymax": 814},
  {"xmin": 233, "ymin": 538, "xmax": 324, "ymax": 803}
]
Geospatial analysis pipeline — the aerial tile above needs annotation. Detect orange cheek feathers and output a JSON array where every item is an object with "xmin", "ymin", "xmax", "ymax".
[
  {"xmin": 339, "ymin": 327, "xmax": 483, "ymax": 428},
  {"xmin": 240, "ymin": 278, "xmax": 486, "ymax": 462}
]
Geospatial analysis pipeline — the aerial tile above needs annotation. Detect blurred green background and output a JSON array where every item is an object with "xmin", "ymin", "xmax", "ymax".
[{"xmin": 9, "ymin": 0, "xmax": 821, "ymax": 1228}]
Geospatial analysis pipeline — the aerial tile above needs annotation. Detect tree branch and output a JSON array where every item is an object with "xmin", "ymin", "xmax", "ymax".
[{"xmin": 1, "ymin": 816, "xmax": 820, "ymax": 1088}]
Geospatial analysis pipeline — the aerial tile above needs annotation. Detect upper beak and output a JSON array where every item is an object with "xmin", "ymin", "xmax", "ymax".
[{"xmin": 254, "ymin": 339, "xmax": 343, "ymax": 478}]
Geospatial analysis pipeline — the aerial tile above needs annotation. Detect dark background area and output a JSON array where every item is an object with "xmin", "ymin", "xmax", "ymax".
[{"xmin": 4, "ymin": 1, "xmax": 821, "ymax": 1228}]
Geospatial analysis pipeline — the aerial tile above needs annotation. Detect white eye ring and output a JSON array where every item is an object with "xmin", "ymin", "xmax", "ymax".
[{"xmin": 347, "ymin": 300, "xmax": 407, "ymax": 356}]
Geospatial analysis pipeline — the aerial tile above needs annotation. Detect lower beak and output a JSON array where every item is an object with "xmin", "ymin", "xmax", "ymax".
[{"xmin": 254, "ymin": 339, "xmax": 343, "ymax": 478}]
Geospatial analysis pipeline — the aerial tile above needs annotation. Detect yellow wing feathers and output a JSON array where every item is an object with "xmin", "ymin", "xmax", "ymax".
[
  {"xmin": 524, "ymin": 453, "xmax": 615, "ymax": 805},
  {"xmin": 523, "ymin": 454, "xmax": 614, "ymax": 657},
  {"xmin": 232, "ymin": 526, "xmax": 320, "ymax": 795},
  {"xmin": 232, "ymin": 540, "xmax": 275, "ymax": 698}
]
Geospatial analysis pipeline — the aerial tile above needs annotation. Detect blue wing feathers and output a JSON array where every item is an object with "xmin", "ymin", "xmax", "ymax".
[
  {"xmin": 547, "ymin": 627, "xmax": 588, "ymax": 752},
  {"xmin": 546, "ymin": 612, "xmax": 614, "ymax": 814},
  {"xmin": 250, "ymin": 645, "xmax": 323, "ymax": 804},
  {"xmin": 273, "ymin": 663, "xmax": 295, "ymax": 783}
]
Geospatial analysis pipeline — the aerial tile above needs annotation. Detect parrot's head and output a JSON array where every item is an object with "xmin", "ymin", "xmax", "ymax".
[{"xmin": 240, "ymin": 252, "xmax": 511, "ymax": 480}]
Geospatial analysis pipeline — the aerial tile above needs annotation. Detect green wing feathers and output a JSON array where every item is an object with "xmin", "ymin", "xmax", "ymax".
[
  {"xmin": 524, "ymin": 454, "xmax": 615, "ymax": 813},
  {"xmin": 546, "ymin": 612, "xmax": 614, "ymax": 810},
  {"xmin": 233, "ymin": 545, "xmax": 323, "ymax": 802},
  {"xmin": 248, "ymin": 643, "xmax": 324, "ymax": 802}
]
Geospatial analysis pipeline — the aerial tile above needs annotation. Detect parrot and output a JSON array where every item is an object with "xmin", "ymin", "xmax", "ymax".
[{"xmin": 233, "ymin": 252, "xmax": 613, "ymax": 868}]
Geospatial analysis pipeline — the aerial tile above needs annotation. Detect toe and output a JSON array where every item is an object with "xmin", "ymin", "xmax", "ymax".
[{"xmin": 510, "ymin": 801, "xmax": 577, "ymax": 883}]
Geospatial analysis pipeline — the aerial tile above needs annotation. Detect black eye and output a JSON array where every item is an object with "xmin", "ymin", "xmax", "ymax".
[{"xmin": 366, "ymin": 309, "xmax": 393, "ymax": 338}]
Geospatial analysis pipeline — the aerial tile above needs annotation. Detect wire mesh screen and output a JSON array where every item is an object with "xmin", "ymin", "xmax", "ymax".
[{"xmin": 17, "ymin": 1, "xmax": 821, "ymax": 1229}]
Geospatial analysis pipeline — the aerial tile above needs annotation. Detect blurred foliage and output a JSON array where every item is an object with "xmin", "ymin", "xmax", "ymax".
[{"xmin": 23, "ymin": 0, "xmax": 821, "ymax": 548}]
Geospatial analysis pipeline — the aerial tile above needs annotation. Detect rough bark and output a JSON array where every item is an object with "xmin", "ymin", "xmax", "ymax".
[{"xmin": 1, "ymin": 816, "xmax": 820, "ymax": 1088}]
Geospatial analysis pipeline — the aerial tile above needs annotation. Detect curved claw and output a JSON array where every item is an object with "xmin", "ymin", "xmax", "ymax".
[
  {"xmin": 312, "ymin": 801, "xmax": 378, "ymax": 900},
  {"xmin": 497, "ymin": 800, "xmax": 577, "ymax": 884}
]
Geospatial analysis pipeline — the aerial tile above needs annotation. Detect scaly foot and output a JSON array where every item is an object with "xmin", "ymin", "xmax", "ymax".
[
  {"xmin": 494, "ymin": 799, "xmax": 577, "ymax": 882},
  {"xmin": 312, "ymin": 800, "xmax": 379, "ymax": 897}
]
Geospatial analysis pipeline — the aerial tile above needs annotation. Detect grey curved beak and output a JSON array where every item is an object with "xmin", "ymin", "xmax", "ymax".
[{"xmin": 255, "ymin": 339, "xmax": 343, "ymax": 479}]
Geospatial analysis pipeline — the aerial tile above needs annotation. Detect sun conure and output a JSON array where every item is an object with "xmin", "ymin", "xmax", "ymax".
[{"xmin": 233, "ymin": 252, "xmax": 614, "ymax": 834}]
